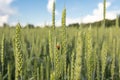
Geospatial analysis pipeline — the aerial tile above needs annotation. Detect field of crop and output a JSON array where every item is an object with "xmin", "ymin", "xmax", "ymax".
[
  {"xmin": 0, "ymin": 0, "xmax": 120, "ymax": 80},
  {"xmin": 0, "ymin": 23, "xmax": 120, "ymax": 80}
]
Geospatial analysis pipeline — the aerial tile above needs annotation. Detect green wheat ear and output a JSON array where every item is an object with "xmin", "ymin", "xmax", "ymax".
[
  {"xmin": 8, "ymin": 63, "xmax": 11, "ymax": 80},
  {"xmin": 71, "ymin": 51, "xmax": 75, "ymax": 80},
  {"xmin": 103, "ymin": 0, "xmax": 106, "ymax": 27},
  {"xmin": 1, "ymin": 34, "xmax": 5, "ymax": 75},
  {"xmin": 61, "ymin": 7, "xmax": 67, "ymax": 79},
  {"xmin": 52, "ymin": 1, "xmax": 55, "ymax": 30},
  {"xmin": 101, "ymin": 41, "xmax": 108, "ymax": 80},
  {"xmin": 111, "ymin": 39, "xmax": 116, "ymax": 80},
  {"xmin": 116, "ymin": 15, "xmax": 119, "ymax": 28},
  {"xmin": 74, "ymin": 31, "xmax": 83, "ymax": 80},
  {"xmin": 85, "ymin": 28, "xmax": 94, "ymax": 80},
  {"xmin": 15, "ymin": 23, "xmax": 23, "ymax": 80},
  {"xmin": 37, "ymin": 67, "xmax": 39, "ymax": 80}
]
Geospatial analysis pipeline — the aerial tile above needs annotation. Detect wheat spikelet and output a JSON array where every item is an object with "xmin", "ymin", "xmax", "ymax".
[
  {"xmin": 101, "ymin": 41, "xmax": 108, "ymax": 80},
  {"xmin": 15, "ymin": 23, "xmax": 23, "ymax": 80},
  {"xmin": 74, "ymin": 31, "xmax": 83, "ymax": 80},
  {"xmin": 61, "ymin": 7, "xmax": 67, "ymax": 79},
  {"xmin": 50, "ymin": 72, "xmax": 55, "ymax": 80},
  {"xmin": 71, "ymin": 51, "xmax": 75, "ymax": 80},
  {"xmin": 103, "ymin": 0, "xmax": 106, "ymax": 27},
  {"xmin": 46, "ymin": 56, "xmax": 50, "ymax": 80},
  {"xmin": 1, "ymin": 34, "xmax": 4, "ymax": 75},
  {"xmin": 85, "ymin": 28, "xmax": 94, "ymax": 80},
  {"xmin": 111, "ymin": 39, "xmax": 116, "ymax": 80},
  {"xmin": 52, "ymin": 1, "xmax": 55, "ymax": 30},
  {"xmin": 7, "ymin": 63, "xmax": 11, "ymax": 80}
]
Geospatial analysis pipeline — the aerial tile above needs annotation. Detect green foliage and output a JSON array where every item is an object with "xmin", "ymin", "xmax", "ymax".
[{"xmin": 0, "ymin": 72, "xmax": 2, "ymax": 80}]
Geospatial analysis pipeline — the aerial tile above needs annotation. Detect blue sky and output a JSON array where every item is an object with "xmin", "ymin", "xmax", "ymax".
[{"xmin": 0, "ymin": 0, "xmax": 120, "ymax": 26}]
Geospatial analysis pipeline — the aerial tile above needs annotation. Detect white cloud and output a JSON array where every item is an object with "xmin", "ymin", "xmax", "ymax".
[
  {"xmin": 0, "ymin": 0, "xmax": 13, "ymax": 5},
  {"xmin": 0, "ymin": 15, "xmax": 9, "ymax": 26},
  {"xmin": 82, "ymin": 2, "xmax": 120, "ymax": 23},
  {"xmin": 0, "ymin": 0, "xmax": 15, "ymax": 26},
  {"xmin": 55, "ymin": 1, "xmax": 120, "ymax": 26},
  {"xmin": 44, "ymin": 1, "xmax": 120, "ymax": 27},
  {"xmin": 63, "ymin": 1, "xmax": 120, "ymax": 25},
  {"xmin": 47, "ymin": 0, "xmax": 58, "ymax": 15}
]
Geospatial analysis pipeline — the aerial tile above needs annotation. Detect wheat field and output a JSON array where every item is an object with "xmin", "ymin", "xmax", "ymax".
[{"xmin": 0, "ymin": 0, "xmax": 120, "ymax": 80}]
